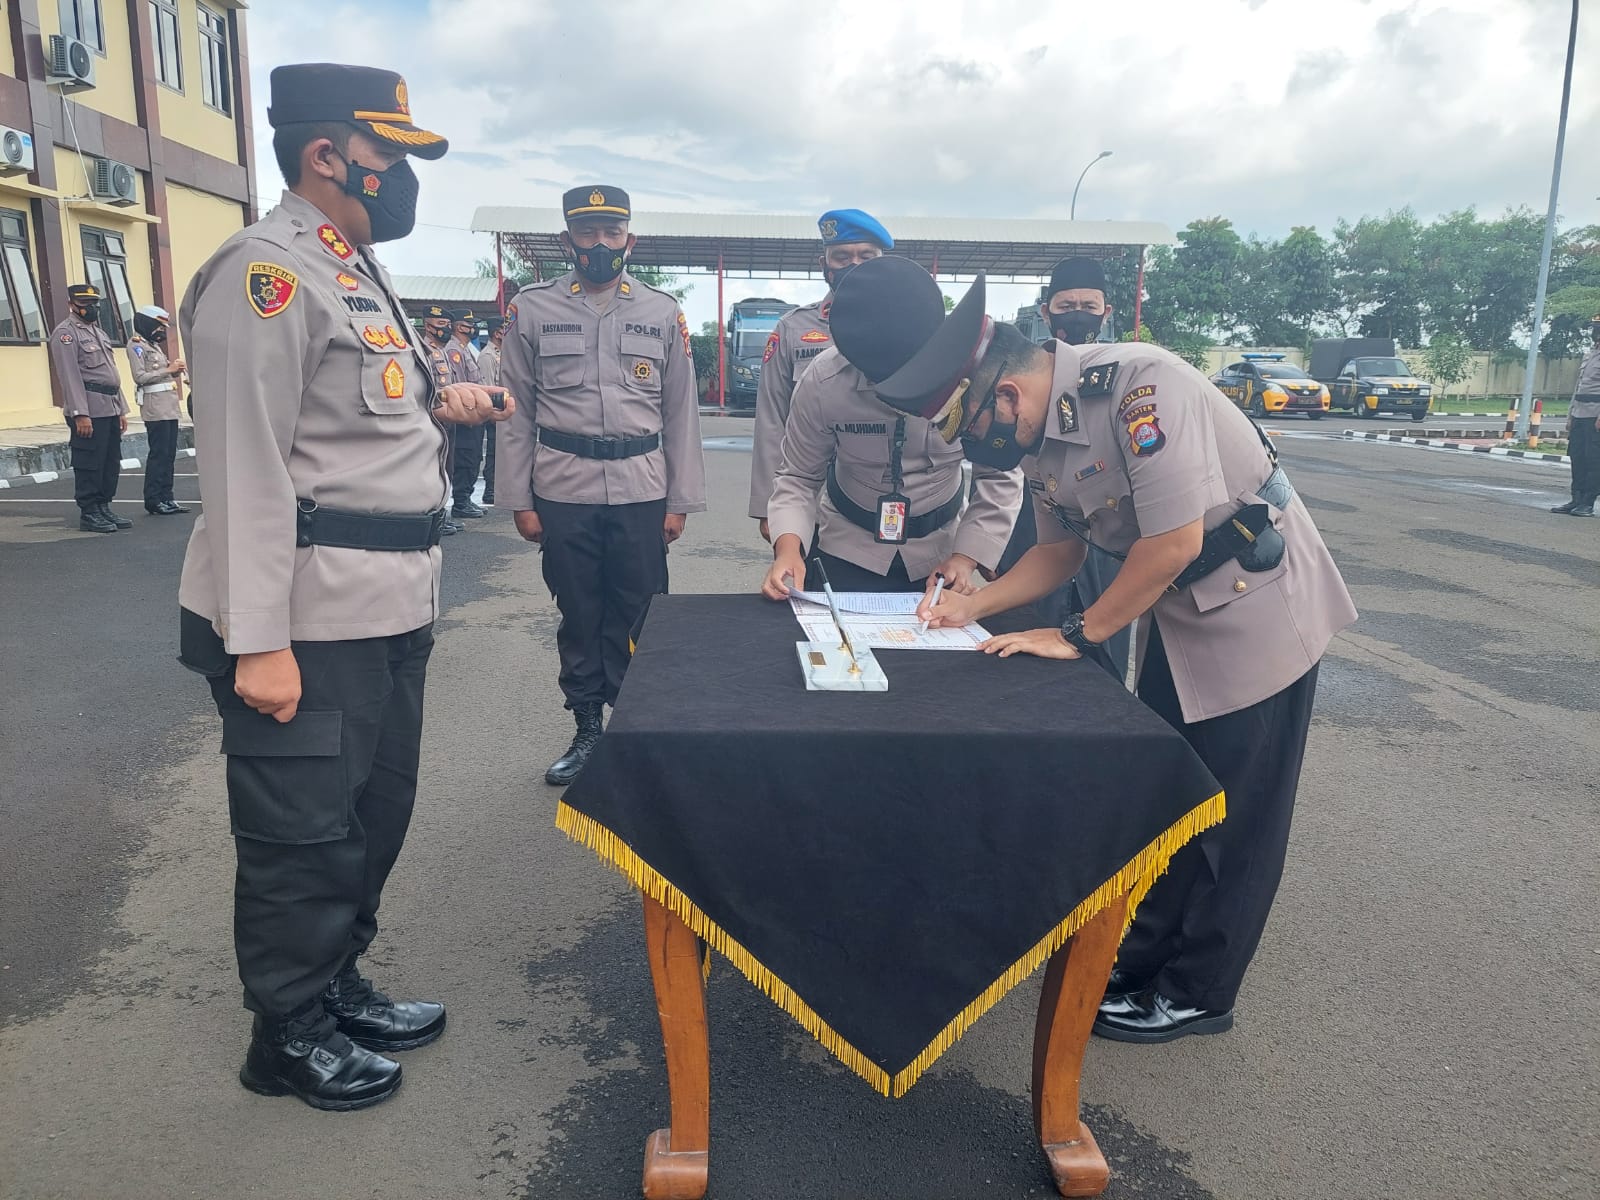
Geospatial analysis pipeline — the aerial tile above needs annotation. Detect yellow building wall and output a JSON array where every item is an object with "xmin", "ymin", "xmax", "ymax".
[
  {"xmin": 167, "ymin": 181, "xmax": 242, "ymax": 318},
  {"xmin": 0, "ymin": 194, "xmax": 56, "ymax": 427},
  {"xmin": 0, "ymin": 16, "xmax": 15, "ymax": 76},
  {"xmin": 38, "ymin": 1, "xmax": 140, "ymax": 126},
  {"xmin": 156, "ymin": 1, "xmax": 240, "ymax": 164}
]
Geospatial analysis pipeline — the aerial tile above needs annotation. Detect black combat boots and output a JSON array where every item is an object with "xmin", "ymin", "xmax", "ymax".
[
  {"xmin": 323, "ymin": 962, "xmax": 447, "ymax": 1052},
  {"xmin": 545, "ymin": 702, "xmax": 604, "ymax": 786},
  {"xmin": 238, "ymin": 1003, "xmax": 402, "ymax": 1111},
  {"xmin": 95, "ymin": 502, "xmax": 132, "ymax": 529},
  {"xmin": 79, "ymin": 507, "xmax": 118, "ymax": 533}
]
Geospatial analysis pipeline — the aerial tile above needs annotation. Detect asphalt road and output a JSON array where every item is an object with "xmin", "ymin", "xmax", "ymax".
[{"xmin": 1, "ymin": 416, "xmax": 1596, "ymax": 1200}]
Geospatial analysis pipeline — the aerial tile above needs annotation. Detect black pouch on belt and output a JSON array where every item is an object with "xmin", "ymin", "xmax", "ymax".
[{"xmin": 1170, "ymin": 503, "xmax": 1285, "ymax": 592}]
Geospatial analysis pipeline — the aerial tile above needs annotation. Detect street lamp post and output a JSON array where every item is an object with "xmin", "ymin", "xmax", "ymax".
[
  {"xmin": 1070, "ymin": 151, "xmax": 1112, "ymax": 221},
  {"xmin": 1518, "ymin": 0, "xmax": 1580, "ymax": 439}
]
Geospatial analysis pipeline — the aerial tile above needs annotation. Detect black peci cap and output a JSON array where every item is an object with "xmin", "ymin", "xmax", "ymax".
[
  {"xmin": 830, "ymin": 256, "xmax": 948, "ymax": 385},
  {"xmin": 564, "ymin": 185, "xmax": 631, "ymax": 222},
  {"xmin": 1047, "ymin": 256, "xmax": 1107, "ymax": 297},
  {"xmin": 267, "ymin": 63, "xmax": 448, "ymax": 160}
]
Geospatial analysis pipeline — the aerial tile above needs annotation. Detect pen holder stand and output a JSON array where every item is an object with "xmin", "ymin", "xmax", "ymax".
[{"xmin": 796, "ymin": 641, "xmax": 889, "ymax": 692}]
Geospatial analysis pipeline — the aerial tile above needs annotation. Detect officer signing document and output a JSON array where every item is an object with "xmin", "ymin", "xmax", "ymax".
[{"xmin": 176, "ymin": 64, "xmax": 514, "ymax": 1112}]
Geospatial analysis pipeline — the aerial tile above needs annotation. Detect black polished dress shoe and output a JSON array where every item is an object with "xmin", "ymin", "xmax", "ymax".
[
  {"xmin": 452, "ymin": 499, "xmax": 486, "ymax": 518},
  {"xmin": 441, "ymin": 520, "xmax": 462, "ymax": 536},
  {"xmin": 1551, "ymin": 501, "xmax": 1579, "ymax": 514},
  {"xmin": 79, "ymin": 509, "xmax": 118, "ymax": 533},
  {"xmin": 147, "ymin": 500, "xmax": 190, "ymax": 515},
  {"xmin": 239, "ymin": 1008, "xmax": 401, "ymax": 1111},
  {"xmin": 1570, "ymin": 504, "xmax": 1596, "ymax": 517},
  {"xmin": 324, "ymin": 966, "xmax": 446, "ymax": 1052},
  {"xmin": 96, "ymin": 503, "xmax": 133, "ymax": 529},
  {"xmin": 1103, "ymin": 967, "xmax": 1147, "ymax": 1004},
  {"xmin": 1093, "ymin": 989, "xmax": 1234, "ymax": 1044},
  {"xmin": 481, "ymin": 490, "xmax": 494, "ymax": 505}
]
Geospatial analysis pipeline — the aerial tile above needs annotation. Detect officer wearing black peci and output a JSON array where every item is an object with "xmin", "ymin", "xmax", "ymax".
[{"xmin": 176, "ymin": 63, "xmax": 513, "ymax": 1111}]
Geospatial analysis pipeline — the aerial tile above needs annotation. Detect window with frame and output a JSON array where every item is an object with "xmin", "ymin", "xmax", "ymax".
[
  {"xmin": 59, "ymin": 0, "xmax": 106, "ymax": 54},
  {"xmin": 0, "ymin": 210, "xmax": 46, "ymax": 344},
  {"xmin": 149, "ymin": 0, "xmax": 182, "ymax": 90},
  {"xmin": 80, "ymin": 226, "xmax": 136, "ymax": 346},
  {"xmin": 198, "ymin": 4, "xmax": 231, "ymax": 115}
]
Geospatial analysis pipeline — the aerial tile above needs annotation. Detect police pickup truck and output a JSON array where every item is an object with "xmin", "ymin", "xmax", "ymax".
[
  {"xmin": 1309, "ymin": 337, "xmax": 1432, "ymax": 421},
  {"xmin": 1211, "ymin": 353, "xmax": 1330, "ymax": 419}
]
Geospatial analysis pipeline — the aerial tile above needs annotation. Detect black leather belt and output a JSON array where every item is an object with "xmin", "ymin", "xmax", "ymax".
[
  {"xmin": 826, "ymin": 463, "xmax": 964, "ymax": 541},
  {"xmin": 295, "ymin": 500, "xmax": 445, "ymax": 551},
  {"xmin": 84, "ymin": 380, "xmax": 120, "ymax": 395},
  {"xmin": 538, "ymin": 426, "xmax": 660, "ymax": 460}
]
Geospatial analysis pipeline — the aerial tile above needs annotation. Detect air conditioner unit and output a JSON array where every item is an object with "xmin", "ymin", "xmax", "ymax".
[
  {"xmin": 90, "ymin": 157, "xmax": 138, "ymax": 206},
  {"xmin": 0, "ymin": 125, "xmax": 34, "ymax": 176},
  {"xmin": 47, "ymin": 34, "xmax": 96, "ymax": 91}
]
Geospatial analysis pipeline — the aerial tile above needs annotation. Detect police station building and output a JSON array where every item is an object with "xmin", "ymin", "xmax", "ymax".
[{"xmin": 0, "ymin": 0, "xmax": 254, "ymax": 430}]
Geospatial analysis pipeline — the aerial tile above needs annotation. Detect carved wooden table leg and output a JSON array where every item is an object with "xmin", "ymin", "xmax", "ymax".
[
  {"xmin": 641, "ymin": 896, "xmax": 710, "ymax": 1200},
  {"xmin": 1031, "ymin": 893, "xmax": 1129, "ymax": 1198}
]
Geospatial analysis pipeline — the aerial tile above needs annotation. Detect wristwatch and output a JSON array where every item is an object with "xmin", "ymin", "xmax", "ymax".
[{"xmin": 1059, "ymin": 611, "xmax": 1100, "ymax": 652}]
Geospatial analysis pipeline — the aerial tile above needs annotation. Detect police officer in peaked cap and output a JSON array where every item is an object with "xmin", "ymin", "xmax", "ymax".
[
  {"xmin": 176, "ymin": 62, "xmax": 514, "ymax": 1111},
  {"xmin": 835, "ymin": 256, "xmax": 1357, "ymax": 1043}
]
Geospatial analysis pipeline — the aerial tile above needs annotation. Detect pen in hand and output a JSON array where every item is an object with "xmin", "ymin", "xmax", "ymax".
[{"xmin": 919, "ymin": 573, "xmax": 946, "ymax": 634}]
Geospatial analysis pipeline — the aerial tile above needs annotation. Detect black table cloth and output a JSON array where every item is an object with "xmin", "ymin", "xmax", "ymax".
[{"xmin": 556, "ymin": 594, "xmax": 1223, "ymax": 1097}]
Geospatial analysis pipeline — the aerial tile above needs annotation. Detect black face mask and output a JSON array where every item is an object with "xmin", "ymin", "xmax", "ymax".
[
  {"xmin": 572, "ymin": 239, "xmax": 628, "ymax": 285},
  {"xmin": 342, "ymin": 157, "xmax": 419, "ymax": 243},
  {"xmin": 1049, "ymin": 310, "xmax": 1104, "ymax": 345},
  {"xmin": 426, "ymin": 323, "xmax": 450, "ymax": 344},
  {"xmin": 76, "ymin": 303, "xmax": 101, "ymax": 323},
  {"xmin": 150, "ymin": 328, "xmax": 167, "ymax": 343},
  {"xmin": 823, "ymin": 262, "xmax": 858, "ymax": 291},
  {"xmin": 960, "ymin": 394, "xmax": 1042, "ymax": 472}
]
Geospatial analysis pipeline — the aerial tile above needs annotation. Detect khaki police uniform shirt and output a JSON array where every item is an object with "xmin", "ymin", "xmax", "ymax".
[
  {"xmin": 178, "ymin": 190, "xmax": 450, "ymax": 655},
  {"xmin": 767, "ymin": 346, "xmax": 1023, "ymax": 579},
  {"xmin": 1029, "ymin": 340, "xmax": 1356, "ymax": 723},
  {"xmin": 1571, "ymin": 342, "xmax": 1600, "ymax": 417},
  {"xmin": 497, "ymin": 271, "xmax": 707, "ymax": 513},
  {"xmin": 446, "ymin": 335, "xmax": 481, "ymax": 386},
  {"xmin": 479, "ymin": 341, "xmax": 502, "ymax": 388},
  {"xmin": 49, "ymin": 314, "xmax": 126, "ymax": 419},
  {"xmin": 749, "ymin": 299, "xmax": 831, "ymax": 519},
  {"xmin": 128, "ymin": 335, "xmax": 183, "ymax": 422}
]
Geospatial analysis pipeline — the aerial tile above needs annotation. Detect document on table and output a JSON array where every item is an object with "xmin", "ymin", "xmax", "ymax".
[{"xmin": 787, "ymin": 590, "xmax": 991, "ymax": 650}]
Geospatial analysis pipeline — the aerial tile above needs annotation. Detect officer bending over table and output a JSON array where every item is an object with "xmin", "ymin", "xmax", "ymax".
[{"xmin": 831, "ymin": 257, "xmax": 1358, "ymax": 1043}]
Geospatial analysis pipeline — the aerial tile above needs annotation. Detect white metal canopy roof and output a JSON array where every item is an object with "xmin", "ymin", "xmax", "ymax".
[{"xmin": 471, "ymin": 208, "xmax": 1175, "ymax": 280}]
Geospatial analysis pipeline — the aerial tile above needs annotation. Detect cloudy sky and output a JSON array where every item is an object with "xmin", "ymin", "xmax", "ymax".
[{"xmin": 247, "ymin": 0, "xmax": 1599, "ymax": 329}]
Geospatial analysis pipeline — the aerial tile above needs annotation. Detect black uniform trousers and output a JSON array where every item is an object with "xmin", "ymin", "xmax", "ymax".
[
  {"xmin": 482, "ymin": 425, "xmax": 496, "ymax": 499},
  {"xmin": 536, "ymin": 497, "xmax": 668, "ymax": 709},
  {"xmin": 810, "ymin": 548, "xmax": 928, "ymax": 593},
  {"xmin": 1117, "ymin": 620, "xmax": 1320, "ymax": 1014},
  {"xmin": 1568, "ymin": 411, "xmax": 1599, "ymax": 505},
  {"xmin": 143, "ymin": 418, "xmax": 178, "ymax": 508},
  {"xmin": 452, "ymin": 423, "xmax": 486, "ymax": 506},
  {"xmin": 67, "ymin": 415, "xmax": 121, "ymax": 511},
  {"xmin": 203, "ymin": 625, "xmax": 434, "ymax": 1019}
]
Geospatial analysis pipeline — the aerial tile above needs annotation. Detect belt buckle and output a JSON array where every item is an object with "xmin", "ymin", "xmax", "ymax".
[{"xmin": 593, "ymin": 437, "xmax": 619, "ymax": 460}]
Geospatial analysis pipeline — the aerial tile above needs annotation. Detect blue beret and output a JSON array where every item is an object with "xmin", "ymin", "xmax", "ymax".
[{"xmin": 818, "ymin": 208, "xmax": 893, "ymax": 249}]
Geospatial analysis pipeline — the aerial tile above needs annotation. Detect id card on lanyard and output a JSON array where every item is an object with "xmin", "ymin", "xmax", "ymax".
[{"xmin": 876, "ymin": 417, "xmax": 909, "ymax": 545}]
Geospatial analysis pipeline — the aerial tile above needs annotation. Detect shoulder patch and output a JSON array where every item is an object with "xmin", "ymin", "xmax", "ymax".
[
  {"xmin": 1056, "ymin": 392, "xmax": 1078, "ymax": 434},
  {"xmin": 246, "ymin": 262, "xmax": 299, "ymax": 319},
  {"xmin": 762, "ymin": 330, "xmax": 780, "ymax": 364},
  {"xmin": 1118, "ymin": 384, "xmax": 1156, "ymax": 416},
  {"xmin": 131, "ymin": 343, "xmax": 144, "ymax": 357},
  {"xmin": 1079, "ymin": 362, "xmax": 1120, "ymax": 397},
  {"xmin": 1125, "ymin": 403, "xmax": 1166, "ymax": 457},
  {"xmin": 449, "ymin": 349, "xmax": 462, "ymax": 363},
  {"xmin": 504, "ymin": 303, "xmax": 519, "ymax": 332},
  {"xmin": 677, "ymin": 311, "xmax": 692, "ymax": 359},
  {"xmin": 316, "ymin": 224, "xmax": 354, "ymax": 261},
  {"xmin": 58, "ymin": 332, "xmax": 73, "ymax": 345}
]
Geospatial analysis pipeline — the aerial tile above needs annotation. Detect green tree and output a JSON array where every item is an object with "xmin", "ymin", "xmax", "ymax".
[
  {"xmin": 1541, "ymin": 225, "xmax": 1600, "ymax": 356},
  {"xmin": 1141, "ymin": 217, "xmax": 1245, "ymax": 347},
  {"xmin": 1421, "ymin": 331, "xmax": 1473, "ymax": 392},
  {"xmin": 1332, "ymin": 209, "xmax": 1425, "ymax": 344},
  {"xmin": 1417, "ymin": 207, "xmax": 1543, "ymax": 351},
  {"xmin": 1273, "ymin": 226, "xmax": 1335, "ymax": 337}
]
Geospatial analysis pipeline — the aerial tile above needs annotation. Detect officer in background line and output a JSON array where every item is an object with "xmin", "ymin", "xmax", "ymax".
[
  {"xmin": 1552, "ymin": 313, "xmax": 1600, "ymax": 517},
  {"xmin": 419, "ymin": 304, "xmax": 463, "ymax": 535},
  {"xmin": 748, "ymin": 208, "xmax": 892, "ymax": 541},
  {"xmin": 499, "ymin": 185, "xmax": 707, "ymax": 787},
  {"xmin": 447, "ymin": 308, "xmax": 489, "ymax": 518},
  {"xmin": 840, "ymin": 256, "xmax": 1356, "ymax": 1043},
  {"xmin": 760, "ymin": 255, "xmax": 1023, "ymax": 600},
  {"xmin": 177, "ymin": 62, "xmax": 513, "ymax": 1112},
  {"xmin": 128, "ymin": 304, "xmax": 190, "ymax": 516},
  {"xmin": 49, "ymin": 283, "xmax": 131, "ymax": 534},
  {"xmin": 477, "ymin": 315, "xmax": 504, "ymax": 505}
]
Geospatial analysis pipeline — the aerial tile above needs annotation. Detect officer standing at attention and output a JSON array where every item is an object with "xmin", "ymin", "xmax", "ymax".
[
  {"xmin": 49, "ymin": 283, "xmax": 131, "ymax": 533},
  {"xmin": 418, "ymin": 304, "xmax": 464, "ymax": 535},
  {"xmin": 128, "ymin": 305, "xmax": 190, "ymax": 516},
  {"xmin": 498, "ymin": 185, "xmax": 706, "ymax": 786},
  {"xmin": 748, "ymin": 208, "xmax": 892, "ymax": 541},
  {"xmin": 447, "ymin": 308, "xmax": 489, "ymax": 519},
  {"xmin": 847, "ymin": 256, "xmax": 1356, "ymax": 1042},
  {"xmin": 760, "ymin": 255, "xmax": 1022, "ymax": 599},
  {"xmin": 1552, "ymin": 313, "xmax": 1600, "ymax": 517},
  {"xmin": 477, "ymin": 315, "xmax": 505, "ymax": 505},
  {"xmin": 176, "ymin": 63, "xmax": 513, "ymax": 1111}
]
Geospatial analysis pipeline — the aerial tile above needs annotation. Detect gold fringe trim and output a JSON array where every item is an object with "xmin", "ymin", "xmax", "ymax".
[{"xmin": 555, "ymin": 790, "xmax": 1225, "ymax": 1098}]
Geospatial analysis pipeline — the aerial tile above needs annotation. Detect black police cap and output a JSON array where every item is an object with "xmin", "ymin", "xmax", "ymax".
[
  {"xmin": 484, "ymin": 316, "xmax": 504, "ymax": 333},
  {"xmin": 267, "ymin": 63, "xmax": 448, "ymax": 160},
  {"xmin": 830, "ymin": 256, "xmax": 948, "ymax": 386},
  {"xmin": 446, "ymin": 308, "xmax": 474, "ymax": 323},
  {"xmin": 1047, "ymin": 256, "xmax": 1107, "ymax": 297},
  {"xmin": 423, "ymin": 305, "xmax": 448, "ymax": 319},
  {"xmin": 564, "ymin": 185, "xmax": 630, "ymax": 222},
  {"xmin": 67, "ymin": 283, "xmax": 100, "ymax": 302}
]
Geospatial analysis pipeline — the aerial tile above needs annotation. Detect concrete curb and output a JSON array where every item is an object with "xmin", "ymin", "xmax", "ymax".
[
  {"xmin": 1341, "ymin": 429, "xmax": 1570, "ymax": 466},
  {"xmin": 0, "ymin": 445, "xmax": 196, "ymax": 490},
  {"xmin": 0, "ymin": 423, "xmax": 196, "ymax": 483}
]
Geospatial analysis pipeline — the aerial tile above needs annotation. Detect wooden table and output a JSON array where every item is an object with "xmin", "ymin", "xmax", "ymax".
[{"xmin": 637, "ymin": 890, "xmax": 1129, "ymax": 1199}]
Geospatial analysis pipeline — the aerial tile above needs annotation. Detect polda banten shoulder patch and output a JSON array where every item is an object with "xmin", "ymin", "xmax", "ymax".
[
  {"xmin": 246, "ymin": 263, "xmax": 298, "ymax": 319},
  {"xmin": 1057, "ymin": 392, "xmax": 1079, "ymax": 434},
  {"xmin": 1079, "ymin": 362, "xmax": 1119, "ymax": 397}
]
